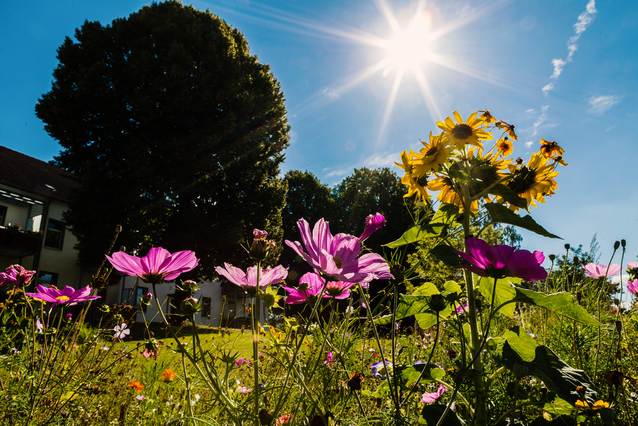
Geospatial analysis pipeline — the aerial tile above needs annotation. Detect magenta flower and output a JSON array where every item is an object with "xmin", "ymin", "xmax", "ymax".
[
  {"xmin": 421, "ymin": 384, "xmax": 447, "ymax": 404},
  {"xmin": 359, "ymin": 213, "xmax": 386, "ymax": 241},
  {"xmin": 584, "ymin": 263, "xmax": 621, "ymax": 279},
  {"xmin": 324, "ymin": 351, "xmax": 335, "ymax": 366},
  {"xmin": 0, "ymin": 264, "xmax": 35, "ymax": 286},
  {"xmin": 107, "ymin": 247, "xmax": 198, "ymax": 283},
  {"xmin": 253, "ymin": 228, "xmax": 268, "ymax": 240},
  {"xmin": 26, "ymin": 285, "xmax": 100, "ymax": 305},
  {"xmin": 454, "ymin": 302, "xmax": 468, "ymax": 315},
  {"xmin": 283, "ymin": 272, "xmax": 354, "ymax": 304},
  {"xmin": 627, "ymin": 279, "xmax": 638, "ymax": 295},
  {"xmin": 285, "ymin": 217, "xmax": 393, "ymax": 283},
  {"xmin": 215, "ymin": 263, "xmax": 287, "ymax": 290},
  {"xmin": 458, "ymin": 238, "xmax": 547, "ymax": 281}
]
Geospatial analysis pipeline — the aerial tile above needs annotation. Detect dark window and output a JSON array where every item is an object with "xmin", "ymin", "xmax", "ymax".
[
  {"xmin": 44, "ymin": 219, "xmax": 65, "ymax": 249},
  {"xmin": 0, "ymin": 205, "xmax": 7, "ymax": 225},
  {"xmin": 134, "ymin": 287, "xmax": 147, "ymax": 307},
  {"xmin": 38, "ymin": 271, "xmax": 59, "ymax": 285},
  {"xmin": 201, "ymin": 297, "xmax": 211, "ymax": 318}
]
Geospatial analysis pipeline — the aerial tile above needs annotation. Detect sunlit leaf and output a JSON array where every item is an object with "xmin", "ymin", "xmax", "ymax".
[
  {"xmin": 476, "ymin": 277, "xmax": 519, "ymax": 318},
  {"xmin": 484, "ymin": 203, "xmax": 561, "ymax": 239},
  {"xmin": 514, "ymin": 287, "xmax": 598, "ymax": 326},
  {"xmin": 503, "ymin": 327, "xmax": 538, "ymax": 362},
  {"xmin": 384, "ymin": 225, "xmax": 434, "ymax": 248}
]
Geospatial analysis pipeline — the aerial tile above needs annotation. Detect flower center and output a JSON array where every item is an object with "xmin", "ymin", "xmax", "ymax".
[
  {"xmin": 452, "ymin": 124, "xmax": 473, "ymax": 139},
  {"xmin": 508, "ymin": 167, "xmax": 537, "ymax": 194},
  {"xmin": 333, "ymin": 257, "xmax": 343, "ymax": 268},
  {"xmin": 55, "ymin": 295, "xmax": 70, "ymax": 302},
  {"xmin": 416, "ymin": 174, "xmax": 429, "ymax": 186},
  {"xmin": 424, "ymin": 145, "xmax": 438, "ymax": 157},
  {"xmin": 326, "ymin": 284, "xmax": 344, "ymax": 297}
]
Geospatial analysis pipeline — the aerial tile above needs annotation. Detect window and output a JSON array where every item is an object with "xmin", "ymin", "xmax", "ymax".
[
  {"xmin": 201, "ymin": 297, "xmax": 211, "ymax": 318},
  {"xmin": 134, "ymin": 287, "xmax": 148, "ymax": 307},
  {"xmin": 38, "ymin": 271, "xmax": 59, "ymax": 285},
  {"xmin": 0, "ymin": 205, "xmax": 7, "ymax": 225},
  {"xmin": 44, "ymin": 219, "xmax": 66, "ymax": 249}
]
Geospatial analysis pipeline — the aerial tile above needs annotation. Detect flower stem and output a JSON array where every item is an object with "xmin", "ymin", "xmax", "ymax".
[{"xmin": 252, "ymin": 263, "xmax": 261, "ymax": 425}]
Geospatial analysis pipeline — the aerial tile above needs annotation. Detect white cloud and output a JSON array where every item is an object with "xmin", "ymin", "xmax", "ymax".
[
  {"xmin": 525, "ymin": 140, "xmax": 534, "ymax": 148},
  {"xmin": 542, "ymin": 83, "xmax": 555, "ymax": 95},
  {"xmin": 531, "ymin": 105, "xmax": 550, "ymax": 138},
  {"xmin": 363, "ymin": 151, "xmax": 400, "ymax": 168},
  {"xmin": 588, "ymin": 95, "xmax": 621, "ymax": 114},
  {"xmin": 550, "ymin": 58, "xmax": 566, "ymax": 79}
]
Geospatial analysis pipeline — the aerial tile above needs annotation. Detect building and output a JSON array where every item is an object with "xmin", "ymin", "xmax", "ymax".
[
  {"xmin": 0, "ymin": 145, "xmax": 256, "ymax": 327},
  {"xmin": 0, "ymin": 146, "xmax": 84, "ymax": 285}
]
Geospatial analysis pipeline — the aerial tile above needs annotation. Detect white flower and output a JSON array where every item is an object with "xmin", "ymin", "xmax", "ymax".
[
  {"xmin": 35, "ymin": 318, "xmax": 44, "ymax": 334},
  {"xmin": 113, "ymin": 323, "xmax": 130, "ymax": 340}
]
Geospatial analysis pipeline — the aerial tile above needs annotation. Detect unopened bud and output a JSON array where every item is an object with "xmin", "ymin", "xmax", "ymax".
[
  {"xmin": 621, "ymin": 239, "xmax": 626, "ymax": 248},
  {"xmin": 614, "ymin": 241, "xmax": 620, "ymax": 250},
  {"xmin": 252, "ymin": 229, "xmax": 268, "ymax": 241},
  {"xmin": 564, "ymin": 243, "xmax": 571, "ymax": 251},
  {"xmin": 180, "ymin": 280, "xmax": 199, "ymax": 295},
  {"xmin": 548, "ymin": 254, "xmax": 556, "ymax": 262},
  {"xmin": 140, "ymin": 290, "xmax": 153, "ymax": 306},
  {"xmin": 180, "ymin": 296, "xmax": 200, "ymax": 315},
  {"xmin": 428, "ymin": 294, "xmax": 447, "ymax": 312}
]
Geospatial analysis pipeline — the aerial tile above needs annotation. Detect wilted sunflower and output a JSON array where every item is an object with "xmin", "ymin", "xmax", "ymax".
[
  {"xmin": 396, "ymin": 150, "xmax": 430, "ymax": 200},
  {"xmin": 495, "ymin": 120, "xmax": 517, "ymax": 140},
  {"xmin": 506, "ymin": 152, "xmax": 558, "ymax": 208},
  {"xmin": 479, "ymin": 110, "xmax": 496, "ymax": 124},
  {"xmin": 437, "ymin": 111, "xmax": 491, "ymax": 149},
  {"xmin": 413, "ymin": 133, "xmax": 452, "ymax": 173},
  {"xmin": 428, "ymin": 176, "xmax": 479, "ymax": 213},
  {"xmin": 496, "ymin": 138, "xmax": 513, "ymax": 157},
  {"xmin": 539, "ymin": 138, "xmax": 567, "ymax": 165}
]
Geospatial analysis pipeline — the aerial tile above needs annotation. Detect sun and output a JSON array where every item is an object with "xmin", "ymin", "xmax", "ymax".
[{"xmin": 381, "ymin": 13, "xmax": 432, "ymax": 75}]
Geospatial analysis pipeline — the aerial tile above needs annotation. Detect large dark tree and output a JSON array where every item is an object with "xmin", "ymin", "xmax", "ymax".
[
  {"xmin": 332, "ymin": 167, "xmax": 412, "ymax": 249},
  {"xmin": 36, "ymin": 2, "xmax": 289, "ymax": 272}
]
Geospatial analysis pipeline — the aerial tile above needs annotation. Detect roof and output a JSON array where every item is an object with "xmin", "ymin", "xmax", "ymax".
[{"xmin": 0, "ymin": 146, "xmax": 78, "ymax": 203}]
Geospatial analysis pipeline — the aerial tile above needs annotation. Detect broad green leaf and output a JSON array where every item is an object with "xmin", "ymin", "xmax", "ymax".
[
  {"xmin": 399, "ymin": 365, "xmax": 445, "ymax": 387},
  {"xmin": 484, "ymin": 203, "xmax": 561, "ymax": 239},
  {"xmin": 385, "ymin": 225, "xmax": 434, "ymax": 248},
  {"xmin": 430, "ymin": 244, "xmax": 462, "ymax": 267},
  {"xmin": 488, "ymin": 184, "xmax": 527, "ymax": 209},
  {"xmin": 476, "ymin": 277, "xmax": 519, "ymax": 318},
  {"xmin": 375, "ymin": 295, "xmax": 429, "ymax": 325},
  {"xmin": 413, "ymin": 282, "xmax": 440, "ymax": 296},
  {"xmin": 514, "ymin": 287, "xmax": 598, "ymax": 326},
  {"xmin": 443, "ymin": 280, "xmax": 462, "ymax": 295},
  {"xmin": 415, "ymin": 309, "xmax": 451, "ymax": 329},
  {"xmin": 543, "ymin": 397, "xmax": 575, "ymax": 417},
  {"xmin": 500, "ymin": 343, "xmax": 598, "ymax": 405},
  {"xmin": 503, "ymin": 328, "xmax": 538, "ymax": 362}
]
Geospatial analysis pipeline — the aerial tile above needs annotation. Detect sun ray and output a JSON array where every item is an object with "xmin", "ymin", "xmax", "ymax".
[
  {"xmin": 428, "ymin": 0, "xmax": 509, "ymax": 42},
  {"xmin": 413, "ymin": 70, "xmax": 442, "ymax": 122},
  {"xmin": 377, "ymin": 71, "xmax": 404, "ymax": 145},
  {"xmin": 376, "ymin": 0, "xmax": 401, "ymax": 32},
  {"xmin": 428, "ymin": 52, "xmax": 514, "ymax": 91}
]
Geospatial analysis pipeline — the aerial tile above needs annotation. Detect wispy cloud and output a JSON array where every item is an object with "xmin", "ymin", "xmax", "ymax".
[
  {"xmin": 530, "ymin": 104, "xmax": 550, "ymax": 139},
  {"xmin": 588, "ymin": 95, "xmax": 621, "ymax": 114},
  {"xmin": 542, "ymin": 0, "xmax": 597, "ymax": 95},
  {"xmin": 321, "ymin": 150, "xmax": 401, "ymax": 183}
]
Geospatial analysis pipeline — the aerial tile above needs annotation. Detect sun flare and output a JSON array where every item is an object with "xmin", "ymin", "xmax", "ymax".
[{"xmin": 381, "ymin": 13, "xmax": 432, "ymax": 74}]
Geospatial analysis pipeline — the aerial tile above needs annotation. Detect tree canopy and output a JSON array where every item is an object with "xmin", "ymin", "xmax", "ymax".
[{"xmin": 36, "ymin": 1, "xmax": 289, "ymax": 272}]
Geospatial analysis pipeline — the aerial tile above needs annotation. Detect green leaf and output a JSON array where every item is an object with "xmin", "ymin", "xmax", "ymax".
[
  {"xmin": 385, "ymin": 225, "xmax": 434, "ymax": 248},
  {"xmin": 514, "ymin": 287, "xmax": 598, "ymax": 326},
  {"xmin": 476, "ymin": 277, "xmax": 519, "ymax": 318},
  {"xmin": 543, "ymin": 397, "xmax": 576, "ymax": 417},
  {"xmin": 430, "ymin": 244, "xmax": 462, "ymax": 267},
  {"xmin": 484, "ymin": 203, "xmax": 561, "ymax": 239},
  {"xmin": 500, "ymin": 343, "xmax": 598, "ymax": 405},
  {"xmin": 399, "ymin": 365, "xmax": 445, "ymax": 387},
  {"xmin": 413, "ymin": 282, "xmax": 440, "ymax": 296},
  {"xmin": 488, "ymin": 184, "xmax": 527, "ymax": 209},
  {"xmin": 503, "ymin": 327, "xmax": 538, "ymax": 362},
  {"xmin": 415, "ymin": 310, "xmax": 450, "ymax": 329},
  {"xmin": 375, "ymin": 295, "xmax": 429, "ymax": 325},
  {"xmin": 442, "ymin": 280, "xmax": 463, "ymax": 296}
]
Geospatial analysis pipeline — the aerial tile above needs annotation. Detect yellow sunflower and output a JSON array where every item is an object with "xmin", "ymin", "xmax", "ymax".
[
  {"xmin": 437, "ymin": 111, "xmax": 491, "ymax": 150},
  {"xmin": 395, "ymin": 150, "xmax": 429, "ymax": 200},
  {"xmin": 495, "ymin": 120, "xmax": 517, "ymax": 140},
  {"xmin": 479, "ymin": 110, "xmax": 496, "ymax": 124},
  {"xmin": 496, "ymin": 138, "xmax": 513, "ymax": 157},
  {"xmin": 413, "ymin": 132, "xmax": 453, "ymax": 173},
  {"xmin": 428, "ymin": 175, "xmax": 478, "ymax": 214},
  {"xmin": 539, "ymin": 138, "xmax": 567, "ymax": 165},
  {"xmin": 506, "ymin": 152, "xmax": 558, "ymax": 208}
]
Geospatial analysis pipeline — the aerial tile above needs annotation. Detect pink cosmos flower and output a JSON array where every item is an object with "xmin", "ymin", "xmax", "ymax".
[
  {"xmin": 628, "ymin": 262, "xmax": 638, "ymax": 270},
  {"xmin": 283, "ymin": 272, "xmax": 353, "ymax": 304},
  {"xmin": 0, "ymin": 264, "xmax": 35, "ymax": 286},
  {"xmin": 285, "ymin": 217, "xmax": 393, "ymax": 283},
  {"xmin": 215, "ymin": 263, "xmax": 287, "ymax": 290},
  {"xmin": 583, "ymin": 263, "xmax": 621, "ymax": 279},
  {"xmin": 359, "ymin": 213, "xmax": 386, "ymax": 241},
  {"xmin": 458, "ymin": 238, "xmax": 547, "ymax": 281},
  {"xmin": 107, "ymin": 247, "xmax": 198, "ymax": 283},
  {"xmin": 421, "ymin": 384, "xmax": 447, "ymax": 404},
  {"xmin": 25, "ymin": 285, "xmax": 100, "ymax": 306},
  {"xmin": 627, "ymin": 279, "xmax": 638, "ymax": 295}
]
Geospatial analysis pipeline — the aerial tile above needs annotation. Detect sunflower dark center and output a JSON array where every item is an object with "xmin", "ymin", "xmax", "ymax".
[
  {"xmin": 452, "ymin": 124, "xmax": 473, "ymax": 139},
  {"xmin": 424, "ymin": 145, "xmax": 438, "ymax": 156},
  {"xmin": 508, "ymin": 167, "xmax": 537, "ymax": 194},
  {"xmin": 416, "ymin": 175, "xmax": 429, "ymax": 186}
]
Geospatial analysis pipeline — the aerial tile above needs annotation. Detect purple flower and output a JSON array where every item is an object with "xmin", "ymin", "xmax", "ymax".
[
  {"xmin": 107, "ymin": 247, "xmax": 198, "ymax": 283},
  {"xmin": 458, "ymin": 238, "xmax": 547, "ymax": 281},
  {"xmin": 282, "ymin": 272, "xmax": 353, "ymax": 304},
  {"xmin": 215, "ymin": 263, "xmax": 287, "ymax": 290},
  {"xmin": 285, "ymin": 217, "xmax": 393, "ymax": 283},
  {"xmin": 26, "ymin": 285, "xmax": 100, "ymax": 306},
  {"xmin": 253, "ymin": 229, "xmax": 268, "ymax": 240},
  {"xmin": 324, "ymin": 351, "xmax": 335, "ymax": 365},
  {"xmin": 584, "ymin": 263, "xmax": 621, "ymax": 279},
  {"xmin": 454, "ymin": 302, "xmax": 468, "ymax": 315},
  {"xmin": 113, "ymin": 323, "xmax": 130, "ymax": 339},
  {"xmin": 370, "ymin": 359, "xmax": 392, "ymax": 378},
  {"xmin": 0, "ymin": 264, "xmax": 35, "ymax": 286},
  {"xmin": 628, "ymin": 279, "xmax": 638, "ymax": 295},
  {"xmin": 359, "ymin": 213, "xmax": 386, "ymax": 241},
  {"xmin": 421, "ymin": 384, "xmax": 447, "ymax": 404}
]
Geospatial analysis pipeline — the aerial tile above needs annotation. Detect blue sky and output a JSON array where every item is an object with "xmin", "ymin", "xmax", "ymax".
[{"xmin": 1, "ymin": 0, "xmax": 637, "ymax": 264}]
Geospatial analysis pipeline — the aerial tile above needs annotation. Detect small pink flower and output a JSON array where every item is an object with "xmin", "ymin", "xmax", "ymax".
[
  {"xmin": 107, "ymin": 247, "xmax": 198, "ymax": 283},
  {"xmin": 359, "ymin": 213, "xmax": 386, "ymax": 241},
  {"xmin": 276, "ymin": 414, "xmax": 293, "ymax": 425},
  {"xmin": 253, "ymin": 229, "xmax": 268, "ymax": 240},
  {"xmin": 0, "ymin": 264, "xmax": 35, "ymax": 286},
  {"xmin": 627, "ymin": 279, "xmax": 638, "ymax": 295},
  {"xmin": 135, "ymin": 394, "xmax": 145, "ymax": 401},
  {"xmin": 324, "ymin": 351, "xmax": 335, "ymax": 366},
  {"xmin": 421, "ymin": 384, "xmax": 447, "ymax": 404},
  {"xmin": 584, "ymin": 263, "xmax": 621, "ymax": 279},
  {"xmin": 237, "ymin": 385, "xmax": 252, "ymax": 394},
  {"xmin": 234, "ymin": 357, "xmax": 252, "ymax": 367}
]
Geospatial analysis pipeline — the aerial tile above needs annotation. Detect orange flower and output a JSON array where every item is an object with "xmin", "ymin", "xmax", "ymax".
[
  {"xmin": 160, "ymin": 368, "xmax": 177, "ymax": 383},
  {"xmin": 128, "ymin": 380, "xmax": 144, "ymax": 393}
]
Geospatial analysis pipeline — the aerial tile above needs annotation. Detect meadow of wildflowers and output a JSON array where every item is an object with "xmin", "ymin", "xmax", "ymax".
[{"xmin": 1, "ymin": 110, "xmax": 637, "ymax": 425}]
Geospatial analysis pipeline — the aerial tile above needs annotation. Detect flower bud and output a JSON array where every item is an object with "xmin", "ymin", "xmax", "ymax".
[
  {"xmin": 180, "ymin": 296, "xmax": 200, "ymax": 315},
  {"xmin": 614, "ymin": 241, "xmax": 620, "ymax": 250},
  {"xmin": 428, "ymin": 294, "xmax": 447, "ymax": 312},
  {"xmin": 564, "ymin": 243, "xmax": 571, "ymax": 251},
  {"xmin": 180, "ymin": 280, "xmax": 199, "ymax": 295},
  {"xmin": 621, "ymin": 239, "xmax": 626, "ymax": 248},
  {"xmin": 359, "ymin": 213, "xmax": 385, "ymax": 241},
  {"xmin": 140, "ymin": 290, "xmax": 153, "ymax": 306},
  {"xmin": 548, "ymin": 254, "xmax": 556, "ymax": 262}
]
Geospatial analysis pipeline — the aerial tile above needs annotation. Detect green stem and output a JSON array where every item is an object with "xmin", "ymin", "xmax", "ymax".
[{"xmin": 252, "ymin": 263, "xmax": 261, "ymax": 425}]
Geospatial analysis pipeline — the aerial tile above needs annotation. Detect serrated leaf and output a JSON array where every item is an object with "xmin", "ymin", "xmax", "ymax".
[
  {"xmin": 385, "ymin": 225, "xmax": 434, "ymax": 248},
  {"xmin": 514, "ymin": 287, "xmax": 598, "ymax": 326},
  {"xmin": 484, "ymin": 203, "xmax": 561, "ymax": 239}
]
